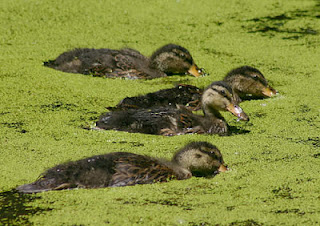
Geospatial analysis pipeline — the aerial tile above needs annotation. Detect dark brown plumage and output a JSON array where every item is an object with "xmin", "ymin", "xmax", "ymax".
[
  {"xmin": 107, "ymin": 84, "xmax": 203, "ymax": 111},
  {"xmin": 44, "ymin": 44, "xmax": 205, "ymax": 79},
  {"xmin": 16, "ymin": 142, "xmax": 227, "ymax": 193},
  {"xmin": 96, "ymin": 81, "xmax": 249, "ymax": 136},
  {"xmin": 223, "ymin": 66, "xmax": 277, "ymax": 102}
]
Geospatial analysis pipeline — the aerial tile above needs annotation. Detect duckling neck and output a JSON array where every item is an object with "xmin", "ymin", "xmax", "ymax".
[
  {"xmin": 227, "ymin": 79, "xmax": 245, "ymax": 96},
  {"xmin": 141, "ymin": 60, "xmax": 166, "ymax": 78},
  {"xmin": 203, "ymin": 106, "xmax": 225, "ymax": 121},
  {"xmin": 149, "ymin": 59, "xmax": 164, "ymax": 72},
  {"xmin": 224, "ymin": 77, "xmax": 239, "ymax": 90},
  {"xmin": 160, "ymin": 160, "xmax": 192, "ymax": 180}
]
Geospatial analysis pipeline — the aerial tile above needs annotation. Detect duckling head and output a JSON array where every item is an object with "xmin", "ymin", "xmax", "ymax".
[
  {"xmin": 172, "ymin": 141, "xmax": 227, "ymax": 177},
  {"xmin": 150, "ymin": 44, "xmax": 206, "ymax": 77},
  {"xmin": 202, "ymin": 81, "xmax": 249, "ymax": 121},
  {"xmin": 224, "ymin": 66, "xmax": 277, "ymax": 98}
]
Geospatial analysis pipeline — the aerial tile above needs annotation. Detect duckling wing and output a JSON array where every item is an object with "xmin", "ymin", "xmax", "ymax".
[
  {"xmin": 97, "ymin": 106, "xmax": 209, "ymax": 136},
  {"xmin": 110, "ymin": 155, "xmax": 176, "ymax": 187},
  {"xmin": 80, "ymin": 49, "xmax": 143, "ymax": 77},
  {"xmin": 97, "ymin": 105, "xmax": 229, "ymax": 136},
  {"xmin": 88, "ymin": 49, "xmax": 153, "ymax": 79}
]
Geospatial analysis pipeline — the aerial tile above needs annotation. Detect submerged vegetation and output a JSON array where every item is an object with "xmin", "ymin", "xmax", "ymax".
[{"xmin": 0, "ymin": 0, "xmax": 319, "ymax": 225}]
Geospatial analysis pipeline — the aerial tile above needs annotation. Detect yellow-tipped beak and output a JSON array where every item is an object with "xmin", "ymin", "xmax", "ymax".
[
  {"xmin": 218, "ymin": 164, "xmax": 228, "ymax": 172},
  {"xmin": 262, "ymin": 87, "xmax": 277, "ymax": 97},
  {"xmin": 188, "ymin": 64, "xmax": 203, "ymax": 77}
]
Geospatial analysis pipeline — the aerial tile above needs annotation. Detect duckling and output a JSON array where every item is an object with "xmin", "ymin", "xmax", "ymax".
[
  {"xmin": 107, "ymin": 84, "xmax": 203, "ymax": 111},
  {"xmin": 223, "ymin": 66, "xmax": 277, "ymax": 102},
  {"xmin": 106, "ymin": 66, "xmax": 276, "ymax": 111},
  {"xmin": 44, "ymin": 44, "xmax": 205, "ymax": 79},
  {"xmin": 96, "ymin": 81, "xmax": 249, "ymax": 136},
  {"xmin": 16, "ymin": 142, "xmax": 227, "ymax": 193}
]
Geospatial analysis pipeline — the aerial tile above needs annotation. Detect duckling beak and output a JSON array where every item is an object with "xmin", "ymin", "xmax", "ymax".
[
  {"xmin": 188, "ymin": 64, "xmax": 205, "ymax": 77},
  {"xmin": 226, "ymin": 104, "xmax": 249, "ymax": 121},
  {"xmin": 262, "ymin": 86, "xmax": 277, "ymax": 97},
  {"xmin": 218, "ymin": 164, "xmax": 228, "ymax": 172}
]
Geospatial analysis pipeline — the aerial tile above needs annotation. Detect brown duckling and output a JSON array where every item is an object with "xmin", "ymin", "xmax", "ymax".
[
  {"xmin": 96, "ymin": 81, "xmax": 249, "ymax": 136},
  {"xmin": 223, "ymin": 66, "xmax": 277, "ymax": 103},
  {"xmin": 107, "ymin": 84, "xmax": 203, "ymax": 111},
  {"xmin": 44, "ymin": 44, "xmax": 205, "ymax": 79},
  {"xmin": 16, "ymin": 142, "xmax": 227, "ymax": 193}
]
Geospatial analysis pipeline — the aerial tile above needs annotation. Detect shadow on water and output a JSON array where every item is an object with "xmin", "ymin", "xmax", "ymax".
[
  {"xmin": 0, "ymin": 122, "xmax": 28, "ymax": 134},
  {"xmin": 228, "ymin": 126, "xmax": 251, "ymax": 135},
  {"xmin": 0, "ymin": 189, "xmax": 52, "ymax": 225},
  {"xmin": 111, "ymin": 140, "xmax": 145, "ymax": 147},
  {"xmin": 245, "ymin": 7, "xmax": 320, "ymax": 40},
  {"xmin": 228, "ymin": 219, "xmax": 263, "ymax": 225}
]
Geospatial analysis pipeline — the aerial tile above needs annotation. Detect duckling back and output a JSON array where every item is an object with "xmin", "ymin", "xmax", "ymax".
[
  {"xmin": 17, "ymin": 153, "xmax": 121, "ymax": 193},
  {"xmin": 43, "ymin": 48, "xmax": 159, "ymax": 78},
  {"xmin": 16, "ymin": 152, "xmax": 186, "ymax": 193},
  {"xmin": 44, "ymin": 48, "xmax": 118, "ymax": 74}
]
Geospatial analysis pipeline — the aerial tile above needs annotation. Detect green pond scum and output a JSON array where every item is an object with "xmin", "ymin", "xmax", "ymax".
[{"xmin": 0, "ymin": 0, "xmax": 319, "ymax": 225}]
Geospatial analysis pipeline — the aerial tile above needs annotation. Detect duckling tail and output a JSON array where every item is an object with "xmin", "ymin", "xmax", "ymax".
[{"xmin": 43, "ymin": 60, "xmax": 56, "ymax": 68}]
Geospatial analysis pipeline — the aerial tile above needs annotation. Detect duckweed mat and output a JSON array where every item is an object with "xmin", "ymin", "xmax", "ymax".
[{"xmin": 1, "ymin": 0, "xmax": 319, "ymax": 225}]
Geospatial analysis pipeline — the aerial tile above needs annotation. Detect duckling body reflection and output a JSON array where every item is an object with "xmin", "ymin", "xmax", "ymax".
[
  {"xmin": 97, "ymin": 81, "xmax": 249, "ymax": 136},
  {"xmin": 17, "ymin": 142, "xmax": 227, "ymax": 193},
  {"xmin": 44, "ymin": 44, "xmax": 205, "ymax": 79}
]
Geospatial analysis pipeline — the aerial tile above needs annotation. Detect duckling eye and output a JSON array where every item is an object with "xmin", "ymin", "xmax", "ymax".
[
  {"xmin": 180, "ymin": 53, "xmax": 185, "ymax": 57},
  {"xmin": 209, "ymin": 151, "xmax": 219, "ymax": 158},
  {"xmin": 220, "ymin": 90, "xmax": 226, "ymax": 95}
]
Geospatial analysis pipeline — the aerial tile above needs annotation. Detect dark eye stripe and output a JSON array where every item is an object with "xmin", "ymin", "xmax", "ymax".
[
  {"xmin": 211, "ymin": 88, "xmax": 232, "ymax": 102},
  {"xmin": 234, "ymin": 73, "xmax": 268, "ymax": 86},
  {"xmin": 172, "ymin": 48, "xmax": 193, "ymax": 64},
  {"xmin": 249, "ymin": 74, "xmax": 268, "ymax": 86},
  {"xmin": 199, "ymin": 149, "xmax": 220, "ymax": 160},
  {"xmin": 225, "ymin": 66, "xmax": 269, "ymax": 87}
]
